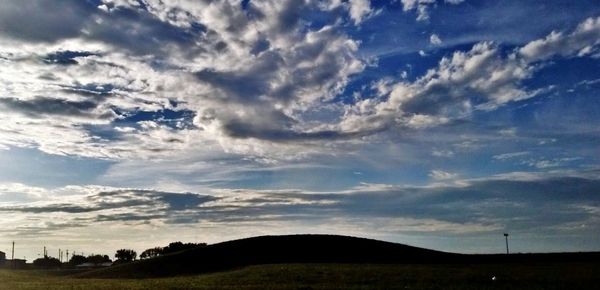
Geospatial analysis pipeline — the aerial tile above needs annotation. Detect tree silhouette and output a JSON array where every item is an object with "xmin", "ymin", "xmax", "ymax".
[
  {"xmin": 162, "ymin": 242, "xmax": 207, "ymax": 255},
  {"xmin": 33, "ymin": 256, "xmax": 61, "ymax": 268},
  {"xmin": 140, "ymin": 247, "xmax": 163, "ymax": 259},
  {"xmin": 139, "ymin": 242, "xmax": 207, "ymax": 259},
  {"xmin": 68, "ymin": 254, "xmax": 87, "ymax": 265},
  {"xmin": 115, "ymin": 249, "xmax": 137, "ymax": 262},
  {"xmin": 87, "ymin": 254, "xmax": 112, "ymax": 264}
]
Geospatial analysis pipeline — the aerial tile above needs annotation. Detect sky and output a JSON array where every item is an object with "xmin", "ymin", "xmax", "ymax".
[{"xmin": 0, "ymin": 0, "xmax": 599, "ymax": 260}]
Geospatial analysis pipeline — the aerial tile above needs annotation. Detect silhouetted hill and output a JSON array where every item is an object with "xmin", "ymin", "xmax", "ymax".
[
  {"xmin": 78, "ymin": 234, "xmax": 600, "ymax": 279},
  {"xmin": 78, "ymin": 234, "xmax": 454, "ymax": 278}
]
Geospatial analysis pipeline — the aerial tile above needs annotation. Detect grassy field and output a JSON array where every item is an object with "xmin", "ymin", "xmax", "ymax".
[{"xmin": 1, "ymin": 263, "xmax": 599, "ymax": 290}]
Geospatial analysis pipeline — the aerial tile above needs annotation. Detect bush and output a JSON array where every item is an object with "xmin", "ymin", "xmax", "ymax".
[{"xmin": 33, "ymin": 256, "xmax": 62, "ymax": 269}]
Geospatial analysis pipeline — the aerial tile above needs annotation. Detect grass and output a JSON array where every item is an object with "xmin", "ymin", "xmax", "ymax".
[{"xmin": 1, "ymin": 263, "xmax": 599, "ymax": 289}]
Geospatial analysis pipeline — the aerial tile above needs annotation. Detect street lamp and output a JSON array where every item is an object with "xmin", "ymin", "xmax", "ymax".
[{"xmin": 504, "ymin": 233, "xmax": 509, "ymax": 254}]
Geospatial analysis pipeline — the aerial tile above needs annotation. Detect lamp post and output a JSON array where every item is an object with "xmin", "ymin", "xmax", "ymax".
[{"xmin": 504, "ymin": 233, "xmax": 509, "ymax": 254}]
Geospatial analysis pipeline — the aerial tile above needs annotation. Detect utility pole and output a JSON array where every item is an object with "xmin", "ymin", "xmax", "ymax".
[
  {"xmin": 504, "ymin": 233, "xmax": 509, "ymax": 254},
  {"xmin": 11, "ymin": 241, "xmax": 15, "ymax": 269},
  {"xmin": 66, "ymin": 250, "xmax": 69, "ymax": 262},
  {"xmin": 43, "ymin": 246, "xmax": 47, "ymax": 258}
]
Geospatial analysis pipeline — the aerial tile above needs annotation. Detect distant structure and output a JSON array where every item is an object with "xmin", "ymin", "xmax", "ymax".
[
  {"xmin": 504, "ymin": 233, "xmax": 509, "ymax": 254},
  {"xmin": 0, "ymin": 243, "xmax": 27, "ymax": 269},
  {"xmin": 0, "ymin": 251, "xmax": 6, "ymax": 269},
  {"xmin": 0, "ymin": 250, "xmax": 26, "ymax": 268},
  {"xmin": 6, "ymin": 259, "xmax": 27, "ymax": 269}
]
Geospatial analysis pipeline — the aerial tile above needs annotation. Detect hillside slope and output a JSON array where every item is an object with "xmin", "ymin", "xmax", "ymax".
[
  {"xmin": 79, "ymin": 234, "xmax": 600, "ymax": 279},
  {"xmin": 79, "ymin": 234, "xmax": 455, "ymax": 278}
]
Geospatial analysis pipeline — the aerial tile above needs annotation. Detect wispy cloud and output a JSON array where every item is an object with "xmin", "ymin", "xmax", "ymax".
[
  {"xmin": 493, "ymin": 151, "xmax": 530, "ymax": 161},
  {"xmin": 401, "ymin": 0, "xmax": 465, "ymax": 21},
  {"xmin": 2, "ymin": 170, "xmax": 600, "ymax": 237}
]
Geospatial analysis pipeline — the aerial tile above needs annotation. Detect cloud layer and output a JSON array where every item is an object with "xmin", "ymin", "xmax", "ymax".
[
  {"xmin": 0, "ymin": 2, "xmax": 599, "ymax": 164},
  {"xmin": 2, "ymin": 170, "xmax": 599, "ymax": 237}
]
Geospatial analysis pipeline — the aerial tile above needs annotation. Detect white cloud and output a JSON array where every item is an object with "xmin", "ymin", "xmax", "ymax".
[
  {"xmin": 0, "ymin": 1, "xmax": 367, "ymax": 161},
  {"xmin": 430, "ymin": 33, "xmax": 442, "ymax": 45},
  {"xmin": 432, "ymin": 149, "xmax": 454, "ymax": 158},
  {"xmin": 428, "ymin": 170, "xmax": 458, "ymax": 180},
  {"xmin": 401, "ymin": 0, "xmax": 435, "ymax": 21},
  {"xmin": 339, "ymin": 41, "xmax": 532, "ymax": 133},
  {"xmin": 525, "ymin": 157, "xmax": 581, "ymax": 169},
  {"xmin": 1, "ymin": 3, "xmax": 599, "ymax": 166},
  {"xmin": 493, "ymin": 151, "xmax": 530, "ymax": 161},
  {"xmin": 339, "ymin": 16, "xmax": 600, "ymax": 136},
  {"xmin": 401, "ymin": 0, "xmax": 464, "ymax": 21},
  {"xmin": 348, "ymin": 0, "xmax": 374, "ymax": 25},
  {"xmin": 519, "ymin": 16, "xmax": 600, "ymax": 61},
  {"xmin": 498, "ymin": 128, "xmax": 517, "ymax": 137}
]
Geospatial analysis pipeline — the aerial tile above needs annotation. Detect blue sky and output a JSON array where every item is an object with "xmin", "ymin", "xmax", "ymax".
[{"xmin": 0, "ymin": 0, "xmax": 599, "ymax": 260}]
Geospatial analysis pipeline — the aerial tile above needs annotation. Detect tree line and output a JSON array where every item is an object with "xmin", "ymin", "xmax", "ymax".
[{"xmin": 32, "ymin": 241, "xmax": 207, "ymax": 268}]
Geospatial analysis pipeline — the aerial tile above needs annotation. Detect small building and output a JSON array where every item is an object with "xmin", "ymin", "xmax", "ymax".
[
  {"xmin": 6, "ymin": 259, "xmax": 27, "ymax": 269},
  {"xmin": 0, "ymin": 250, "xmax": 27, "ymax": 269},
  {"xmin": 0, "ymin": 258, "xmax": 27, "ymax": 269}
]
